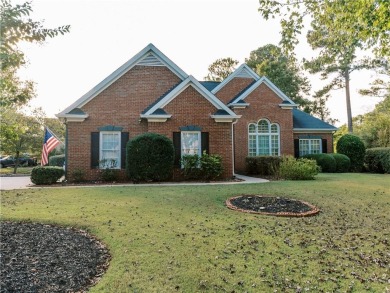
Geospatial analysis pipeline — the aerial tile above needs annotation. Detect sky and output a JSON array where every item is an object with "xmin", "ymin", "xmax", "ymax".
[{"xmin": 16, "ymin": 0, "xmax": 383, "ymax": 126}]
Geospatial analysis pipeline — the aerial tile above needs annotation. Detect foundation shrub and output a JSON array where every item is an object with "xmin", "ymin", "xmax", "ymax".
[
  {"xmin": 364, "ymin": 147, "xmax": 390, "ymax": 173},
  {"xmin": 31, "ymin": 166, "xmax": 64, "ymax": 185},
  {"xmin": 245, "ymin": 156, "xmax": 282, "ymax": 176},
  {"xmin": 49, "ymin": 154, "xmax": 65, "ymax": 167},
  {"xmin": 329, "ymin": 153, "xmax": 351, "ymax": 173},
  {"xmin": 279, "ymin": 156, "xmax": 319, "ymax": 180},
  {"xmin": 302, "ymin": 154, "xmax": 336, "ymax": 173},
  {"xmin": 181, "ymin": 152, "xmax": 223, "ymax": 180}
]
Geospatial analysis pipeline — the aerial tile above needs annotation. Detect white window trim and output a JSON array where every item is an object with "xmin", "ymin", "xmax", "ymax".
[
  {"xmin": 299, "ymin": 138, "xmax": 322, "ymax": 157},
  {"xmin": 181, "ymin": 131, "xmax": 201, "ymax": 157},
  {"xmin": 248, "ymin": 120, "xmax": 280, "ymax": 156},
  {"xmin": 99, "ymin": 131, "xmax": 121, "ymax": 169}
]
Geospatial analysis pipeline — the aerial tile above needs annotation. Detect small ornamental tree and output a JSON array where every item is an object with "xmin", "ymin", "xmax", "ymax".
[
  {"xmin": 126, "ymin": 133, "xmax": 174, "ymax": 182},
  {"xmin": 336, "ymin": 134, "xmax": 366, "ymax": 172}
]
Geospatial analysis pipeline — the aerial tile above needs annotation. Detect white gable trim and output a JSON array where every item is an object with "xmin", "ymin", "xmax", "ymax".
[
  {"xmin": 57, "ymin": 43, "xmax": 188, "ymax": 117},
  {"xmin": 143, "ymin": 75, "xmax": 239, "ymax": 118},
  {"xmin": 229, "ymin": 76, "xmax": 298, "ymax": 106},
  {"xmin": 211, "ymin": 64, "xmax": 259, "ymax": 94}
]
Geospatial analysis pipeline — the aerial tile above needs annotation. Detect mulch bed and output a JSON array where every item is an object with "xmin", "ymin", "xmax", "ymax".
[
  {"xmin": 226, "ymin": 195, "xmax": 320, "ymax": 217},
  {"xmin": 0, "ymin": 221, "xmax": 110, "ymax": 293}
]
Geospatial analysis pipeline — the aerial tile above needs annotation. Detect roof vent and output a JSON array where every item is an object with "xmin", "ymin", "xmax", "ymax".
[{"xmin": 137, "ymin": 52, "xmax": 165, "ymax": 66}]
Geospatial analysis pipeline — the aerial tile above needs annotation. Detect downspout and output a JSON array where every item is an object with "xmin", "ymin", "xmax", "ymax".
[
  {"xmin": 231, "ymin": 118, "xmax": 239, "ymax": 177},
  {"xmin": 64, "ymin": 119, "xmax": 68, "ymax": 181}
]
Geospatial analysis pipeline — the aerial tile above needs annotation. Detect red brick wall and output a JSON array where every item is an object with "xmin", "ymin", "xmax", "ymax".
[
  {"xmin": 66, "ymin": 65, "xmax": 181, "ymax": 181},
  {"xmin": 215, "ymin": 77, "xmax": 254, "ymax": 105},
  {"xmin": 232, "ymin": 83, "xmax": 294, "ymax": 173},
  {"xmin": 149, "ymin": 86, "xmax": 233, "ymax": 179}
]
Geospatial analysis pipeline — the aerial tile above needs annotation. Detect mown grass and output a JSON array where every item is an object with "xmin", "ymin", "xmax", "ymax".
[
  {"xmin": 0, "ymin": 166, "xmax": 34, "ymax": 175},
  {"xmin": 1, "ymin": 173, "xmax": 389, "ymax": 292}
]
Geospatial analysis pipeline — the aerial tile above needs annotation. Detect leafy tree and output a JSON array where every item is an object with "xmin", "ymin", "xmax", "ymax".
[
  {"xmin": 204, "ymin": 57, "xmax": 239, "ymax": 81},
  {"xmin": 258, "ymin": 0, "xmax": 389, "ymax": 133},
  {"xmin": 246, "ymin": 44, "xmax": 312, "ymax": 111},
  {"xmin": 258, "ymin": 0, "xmax": 390, "ymax": 58},
  {"xmin": 0, "ymin": 108, "xmax": 43, "ymax": 173},
  {"xmin": 0, "ymin": 0, "xmax": 70, "ymax": 107}
]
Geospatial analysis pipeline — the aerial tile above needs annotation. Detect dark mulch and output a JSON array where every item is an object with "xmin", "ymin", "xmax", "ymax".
[
  {"xmin": 226, "ymin": 195, "xmax": 320, "ymax": 217},
  {"xmin": 0, "ymin": 221, "xmax": 110, "ymax": 293}
]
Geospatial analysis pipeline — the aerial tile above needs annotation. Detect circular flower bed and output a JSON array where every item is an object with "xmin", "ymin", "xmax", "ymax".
[
  {"xmin": 226, "ymin": 195, "xmax": 320, "ymax": 217},
  {"xmin": 0, "ymin": 221, "xmax": 110, "ymax": 293}
]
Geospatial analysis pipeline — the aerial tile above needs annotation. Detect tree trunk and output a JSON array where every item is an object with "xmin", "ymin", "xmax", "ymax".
[
  {"xmin": 13, "ymin": 150, "xmax": 20, "ymax": 174},
  {"xmin": 345, "ymin": 70, "xmax": 353, "ymax": 133}
]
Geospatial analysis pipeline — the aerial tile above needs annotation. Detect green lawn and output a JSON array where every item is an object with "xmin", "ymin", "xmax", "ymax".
[
  {"xmin": 1, "ymin": 173, "xmax": 389, "ymax": 292},
  {"xmin": 0, "ymin": 166, "xmax": 34, "ymax": 175}
]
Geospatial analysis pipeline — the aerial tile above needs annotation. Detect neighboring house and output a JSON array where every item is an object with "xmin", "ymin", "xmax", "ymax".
[{"xmin": 57, "ymin": 43, "xmax": 337, "ymax": 181}]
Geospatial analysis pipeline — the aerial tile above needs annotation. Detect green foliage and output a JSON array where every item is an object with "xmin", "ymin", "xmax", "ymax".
[
  {"xmin": 245, "ymin": 156, "xmax": 282, "ymax": 176},
  {"xmin": 204, "ymin": 57, "xmax": 239, "ymax": 81},
  {"xmin": 181, "ymin": 152, "xmax": 224, "ymax": 180},
  {"xmin": 126, "ymin": 133, "xmax": 174, "ymax": 182},
  {"xmin": 336, "ymin": 134, "xmax": 366, "ymax": 172},
  {"xmin": 49, "ymin": 154, "xmax": 65, "ymax": 167},
  {"xmin": 329, "ymin": 153, "xmax": 351, "ymax": 173},
  {"xmin": 302, "ymin": 154, "xmax": 336, "ymax": 173},
  {"xmin": 364, "ymin": 148, "xmax": 390, "ymax": 174},
  {"xmin": 246, "ymin": 44, "xmax": 311, "ymax": 110},
  {"xmin": 100, "ymin": 168, "xmax": 120, "ymax": 182},
  {"xmin": 0, "ymin": 0, "xmax": 70, "ymax": 107},
  {"xmin": 30, "ymin": 166, "xmax": 64, "ymax": 185},
  {"xmin": 279, "ymin": 156, "xmax": 319, "ymax": 180},
  {"xmin": 70, "ymin": 168, "xmax": 86, "ymax": 183}
]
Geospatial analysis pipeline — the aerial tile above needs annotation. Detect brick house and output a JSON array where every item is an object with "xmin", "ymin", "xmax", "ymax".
[{"xmin": 57, "ymin": 43, "xmax": 337, "ymax": 181}]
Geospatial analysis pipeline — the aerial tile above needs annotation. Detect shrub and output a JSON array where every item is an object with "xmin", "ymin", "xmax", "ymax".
[
  {"xmin": 279, "ymin": 156, "xmax": 319, "ymax": 180},
  {"xmin": 336, "ymin": 134, "xmax": 366, "ymax": 172},
  {"xmin": 100, "ymin": 168, "xmax": 120, "ymax": 182},
  {"xmin": 31, "ymin": 166, "xmax": 64, "ymax": 185},
  {"xmin": 126, "ymin": 133, "xmax": 174, "ymax": 182},
  {"xmin": 302, "ymin": 154, "xmax": 336, "ymax": 173},
  {"xmin": 181, "ymin": 152, "xmax": 223, "ymax": 180},
  {"xmin": 245, "ymin": 156, "xmax": 282, "ymax": 176},
  {"xmin": 200, "ymin": 152, "xmax": 223, "ymax": 180},
  {"xmin": 49, "ymin": 154, "xmax": 65, "ymax": 167},
  {"xmin": 71, "ymin": 168, "xmax": 86, "ymax": 183},
  {"xmin": 329, "ymin": 153, "xmax": 351, "ymax": 173},
  {"xmin": 364, "ymin": 147, "xmax": 390, "ymax": 173}
]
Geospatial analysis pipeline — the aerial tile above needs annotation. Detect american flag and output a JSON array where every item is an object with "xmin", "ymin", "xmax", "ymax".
[{"xmin": 41, "ymin": 128, "xmax": 61, "ymax": 166}]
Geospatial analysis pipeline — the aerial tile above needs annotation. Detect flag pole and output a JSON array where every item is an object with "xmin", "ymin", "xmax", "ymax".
[{"xmin": 44, "ymin": 126, "xmax": 65, "ymax": 146}]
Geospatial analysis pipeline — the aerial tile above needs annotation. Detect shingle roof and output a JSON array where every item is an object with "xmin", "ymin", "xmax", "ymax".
[
  {"xmin": 293, "ymin": 109, "xmax": 337, "ymax": 130},
  {"xmin": 141, "ymin": 81, "xmax": 182, "ymax": 114},
  {"xmin": 227, "ymin": 80, "xmax": 257, "ymax": 104},
  {"xmin": 199, "ymin": 81, "xmax": 220, "ymax": 91}
]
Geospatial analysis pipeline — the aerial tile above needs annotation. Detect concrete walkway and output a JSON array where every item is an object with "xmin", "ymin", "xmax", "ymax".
[{"xmin": 0, "ymin": 174, "xmax": 268, "ymax": 191}]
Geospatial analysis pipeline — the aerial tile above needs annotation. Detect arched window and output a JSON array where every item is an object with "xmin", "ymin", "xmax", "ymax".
[{"xmin": 248, "ymin": 119, "xmax": 280, "ymax": 156}]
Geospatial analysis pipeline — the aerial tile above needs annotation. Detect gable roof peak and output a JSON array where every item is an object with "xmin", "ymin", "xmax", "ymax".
[
  {"xmin": 57, "ymin": 43, "xmax": 188, "ymax": 117},
  {"xmin": 211, "ymin": 64, "xmax": 260, "ymax": 94}
]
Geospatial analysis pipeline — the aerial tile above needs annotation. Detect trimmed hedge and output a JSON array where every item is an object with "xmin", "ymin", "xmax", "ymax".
[
  {"xmin": 302, "ymin": 154, "xmax": 336, "ymax": 173},
  {"xmin": 245, "ymin": 156, "xmax": 282, "ymax": 176},
  {"xmin": 126, "ymin": 133, "xmax": 174, "ymax": 182},
  {"xmin": 329, "ymin": 153, "xmax": 351, "ymax": 173},
  {"xmin": 364, "ymin": 147, "xmax": 390, "ymax": 173},
  {"xmin": 279, "ymin": 156, "xmax": 319, "ymax": 180},
  {"xmin": 49, "ymin": 154, "xmax": 65, "ymax": 167},
  {"xmin": 336, "ymin": 134, "xmax": 366, "ymax": 172},
  {"xmin": 31, "ymin": 166, "xmax": 64, "ymax": 185},
  {"xmin": 181, "ymin": 152, "xmax": 223, "ymax": 180}
]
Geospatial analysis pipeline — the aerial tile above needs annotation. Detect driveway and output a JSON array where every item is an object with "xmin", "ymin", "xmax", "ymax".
[{"xmin": 0, "ymin": 176, "xmax": 33, "ymax": 190}]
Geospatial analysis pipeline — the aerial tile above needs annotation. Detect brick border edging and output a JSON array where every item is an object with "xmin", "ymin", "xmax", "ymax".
[{"xmin": 225, "ymin": 195, "xmax": 320, "ymax": 217}]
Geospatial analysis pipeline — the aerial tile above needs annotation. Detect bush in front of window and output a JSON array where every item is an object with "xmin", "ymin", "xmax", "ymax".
[
  {"xmin": 126, "ymin": 133, "xmax": 174, "ymax": 182},
  {"xmin": 49, "ymin": 154, "xmax": 65, "ymax": 167},
  {"xmin": 181, "ymin": 152, "xmax": 223, "ymax": 180},
  {"xmin": 200, "ymin": 152, "xmax": 223, "ymax": 180},
  {"xmin": 30, "ymin": 166, "xmax": 64, "ymax": 185},
  {"xmin": 364, "ymin": 147, "xmax": 390, "ymax": 173},
  {"xmin": 302, "ymin": 154, "xmax": 336, "ymax": 173},
  {"xmin": 336, "ymin": 134, "xmax": 366, "ymax": 172},
  {"xmin": 279, "ymin": 156, "xmax": 319, "ymax": 180},
  {"xmin": 245, "ymin": 156, "xmax": 282, "ymax": 176},
  {"xmin": 71, "ymin": 168, "xmax": 86, "ymax": 183},
  {"xmin": 329, "ymin": 153, "xmax": 351, "ymax": 173}
]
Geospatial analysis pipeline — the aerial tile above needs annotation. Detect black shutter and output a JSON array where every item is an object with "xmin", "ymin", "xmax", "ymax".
[
  {"xmin": 322, "ymin": 139, "xmax": 328, "ymax": 153},
  {"xmin": 91, "ymin": 132, "xmax": 99, "ymax": 168},
  {"xmin": 201, "ymin": 132, "xmax": 209, "ymax": 154},
  {"xmin": 121, "ymin": 132, "xmax": 129, "ymax": 169},
  {"xmin": 173, "ymin": 132, "xmax": 181, "ymax": 166},
  {"xmin": 294, "ymin": 139, "xmax": 300, "ymax": 158}
]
